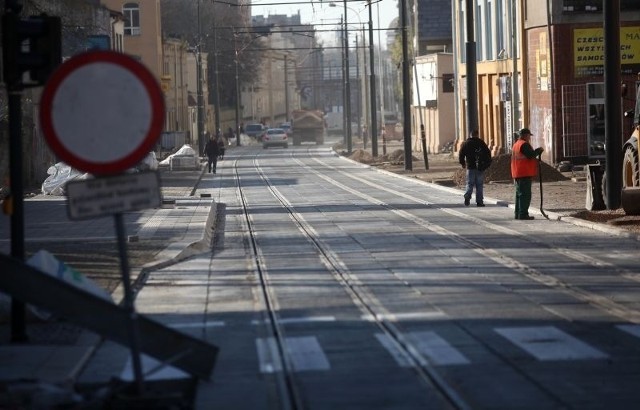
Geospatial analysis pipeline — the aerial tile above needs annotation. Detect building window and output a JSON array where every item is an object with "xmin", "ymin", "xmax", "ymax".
[
  {"xmin": 123, "ymin": 3, "xmax": 140, "ymax": 36},
  {"xmin": 485, "ymin": 0, "xmax": 493, "ymax": 60},
  {"xmin": 496, "ymin": 0, "xmax": 505, "ymax": 58},
  {"xmin": 459, "ymin": 4, "xmax": 466, "ymax": 63},
  {"xmin": 476, "ymin": 3, "xmax": 483, "ymax": 60}
]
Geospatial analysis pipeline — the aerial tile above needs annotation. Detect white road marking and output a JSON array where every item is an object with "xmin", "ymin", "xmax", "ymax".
[
  {"xmin": 495, "ymin": 326, "xmax": 608, "ymax": 361},
  {"xmin": 256, "ymin": 337, "xmax": 282, "ymax": 373},
  {"xmin": 168, "ymin": 321, "xmax": 225, "ymax": 329},
  {"xmin": 375, "ymin": 334, "xmax": 412, "ymax": 367},
  {"xmin": 616, "ymin": 324, "xmax": 640, "ymax": 338},
  {"xmin": 377, "ymin": 331, "xmax": 470, "ymax": 367},
  {"xmin": 251, "ymin": 316, "xmax": 336, "ymax": 325},
  {"xmin": 363, "ymin": 311, "xmax": 447, "ymax": 322},
  {"xmin": 256, "ymin": 336, "xmax": 330, "ymax": 373},
  {"xmin": 406, "ymin": 331, "xmax": 470, "ymax": 365},
  {"xmin": 120, "ymin": 354, "xmax": 189, "ymax": 381}
]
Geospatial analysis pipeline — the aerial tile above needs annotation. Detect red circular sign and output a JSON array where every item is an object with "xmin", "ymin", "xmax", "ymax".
[{"xmin": 40, "ymin": 51, "xmax": 165, "ymax": 175}]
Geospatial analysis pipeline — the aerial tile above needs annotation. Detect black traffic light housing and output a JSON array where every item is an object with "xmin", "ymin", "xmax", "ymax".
[{"xmin": 2, "ymin": 12, "xmax": 62, "ymax": 88}]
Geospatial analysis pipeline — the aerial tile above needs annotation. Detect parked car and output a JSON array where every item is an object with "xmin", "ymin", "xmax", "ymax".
[
  {"xmin": 279, "ymin": 122, "xmax": 292, "ymax": 135},
  {"xmin": 262, "ymin": 128, "xmax": 288, "ymax": 149},
  {"xmin": 246, "ymin": 123, "xmax": 266, "ymax": 140}
]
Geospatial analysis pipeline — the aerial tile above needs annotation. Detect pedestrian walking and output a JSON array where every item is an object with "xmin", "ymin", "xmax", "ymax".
[
  {"xmin": 204, "ymin": 135, "xmax": 220, "ymax": 174},
  {"xmin": 217, "ymin": 134, "xmax": 226, "ymax": 160},
  {"xmin": 459, "ymin": 129, "xmax": 492, "ymax": 207},
  {"xmin": 511, "ymin": 128, "xmax": 544, "ymax": 220},
  {"xmin": 362, "ymin": 125, "xmax": 368, "ymax": 148}
]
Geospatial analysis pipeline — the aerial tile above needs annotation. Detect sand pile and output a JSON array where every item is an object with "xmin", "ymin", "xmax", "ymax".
[
  {"xmin": 349, "ymin": 149, "xmax": 419, "ymax": 165},
  {"xmin": 453, "ymin": 154, "xmax": 567, "ymax": 186},
  {"xmin": 348, "ymin": 149, "xmax": 375, "ymax": 164}
]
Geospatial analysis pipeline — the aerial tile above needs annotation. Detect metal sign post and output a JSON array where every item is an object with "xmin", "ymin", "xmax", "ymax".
[{"xmin": 39, "ymin": 51, "xmax": 165, "ymax": 394}]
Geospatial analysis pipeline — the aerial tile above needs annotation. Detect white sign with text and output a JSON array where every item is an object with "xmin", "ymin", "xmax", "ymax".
[{"xmin": 66, "ymin": 171, "xmax": 161, "ymax": 220}]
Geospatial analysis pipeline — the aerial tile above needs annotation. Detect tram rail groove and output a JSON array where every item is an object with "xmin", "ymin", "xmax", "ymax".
[
  {"xmin": 232, "ymin": 155, "xmax": 304, "ymax": 410},
  {"xmin": 301, "ymin": 152, "xmax": 640, "ymax": 325},
  {"xmin": 226, "ymin": 147, "xmax": 586, "ymax": 408},
  {"xmin": 160, "ymin": 146, "xmax": 636, "ymax": 408}
]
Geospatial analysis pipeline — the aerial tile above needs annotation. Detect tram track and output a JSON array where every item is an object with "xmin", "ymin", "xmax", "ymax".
[
  {"xmin": 236, "ymin": 149, "xmax": 496, "ymax": 409},
  {"xmin": 231, "ymin": 153, "xmax": 305, "ymax": 410},
  {"xmin": 302, "ymin": 150, "xmax": 640, "ymax": 325},
  {"xmin": 201, "ymin": 146, "xmax": 639, "ymax": 408}
]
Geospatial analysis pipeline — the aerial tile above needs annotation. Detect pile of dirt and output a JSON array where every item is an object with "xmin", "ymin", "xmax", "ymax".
[
  {"xmin": 453, "ymin": 154, "xmax": 568, "ymax": 186},
  {"xmin": 349, "ymin": 149, "xmax": 419, "ymax": 165},
  {"xmin": 349, "ymin": 149, "xmax": 375, "ymax": 164}
]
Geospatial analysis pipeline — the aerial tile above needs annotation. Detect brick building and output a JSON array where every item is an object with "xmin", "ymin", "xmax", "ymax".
[{"xmin": 452, "ymin": 0, "xmax": 640, "ymax": 165}]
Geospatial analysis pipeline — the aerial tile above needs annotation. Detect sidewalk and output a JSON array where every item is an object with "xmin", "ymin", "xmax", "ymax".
[
  {"xmin": 0, "ymin": 166, "xmax": 214, "ymax": 405},
  {"xmin": 341, "ymin": 137, "xmax": 640, "ymax": 239}
]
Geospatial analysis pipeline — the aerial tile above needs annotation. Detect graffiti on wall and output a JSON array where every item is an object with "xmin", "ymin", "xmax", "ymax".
[{"xmin": 531, "ymin": 105, "xmax": 553, "ymax": 158}]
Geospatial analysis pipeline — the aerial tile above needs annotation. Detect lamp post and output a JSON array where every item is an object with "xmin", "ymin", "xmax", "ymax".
[
  {"xmin": 197, "ymin": 0, "xmax": 205, "ymax": 154},
  {"xmin": 367, "ymin": 0, "xmax": 378, "ymax": 157},
  {"xmin": 343, "ymin": 15, "xmax": 352, "ymax": 152},
  {"xmin": 234, "ymin": 36, "xmax": 241, "ymax": 146},
  {"xmin": 355, "ymin": 33, "xmax": 361, "ymax": 142},
  {"xmin": 401, "ymin": 0, "xmax": 412, "ymax": 170},
  {"xmin": 213, "ymin": 16, "xmax": 221, "ymax": 137},
  {"xmin": 342, "ymin": 2, "xmax": 352, "ymax": 153}
]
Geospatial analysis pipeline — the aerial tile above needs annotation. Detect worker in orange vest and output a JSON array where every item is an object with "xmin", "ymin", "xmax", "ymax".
[{"xmin": 511, "ymin": 128, "xmax": 544, "ymax": 220}]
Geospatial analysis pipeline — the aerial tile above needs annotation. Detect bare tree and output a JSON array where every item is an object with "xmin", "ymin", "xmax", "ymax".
[{"xmin": 161, "ymin": 0, "xmax": 264, "ymax": 108}]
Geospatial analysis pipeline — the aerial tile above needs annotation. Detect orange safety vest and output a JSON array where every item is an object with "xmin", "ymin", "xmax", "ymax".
[{"xmin": 511, "ymin": 139, "xmax": 538, "ymax": 178}]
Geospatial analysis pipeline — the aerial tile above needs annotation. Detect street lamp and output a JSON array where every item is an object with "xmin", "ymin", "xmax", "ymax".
[
  {"xmin": 234, "ymin": 34, "xmax": 241, "ymax": 146},
  {"xmin": 197, "ymin": 0, "xmax": 205, "ymax": 155},
  {"xmin": 367, "ymin": 0, "xmax": 378, "ymax": 157},
  {"xmin": 330, "ymin": 1, "xmax": 377, "ymax": 155},
  {"xmin": 330, "ymin": 2, "xmax": 353, "ymax": 153}
]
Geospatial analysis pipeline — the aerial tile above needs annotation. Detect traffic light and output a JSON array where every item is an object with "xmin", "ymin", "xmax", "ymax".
[{"xmin": 2, "ymin": 13, "xmax": 62, "ymax": 88}]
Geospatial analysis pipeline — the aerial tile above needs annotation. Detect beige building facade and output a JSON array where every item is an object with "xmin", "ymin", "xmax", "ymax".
[
  {"xmin": 412, "ymin": 53, "xmax": 455, "ymax": 154},
  {"xmin": 162, "ymin": 39, "xmax": 189, "ymax": 134},
  {"xmin": 102, "ymin": 0, "xmax": 208, "ymax": 152},
  {"xmin": 102, "ymin": 0, "xmax": 163, "ymax": 77}
]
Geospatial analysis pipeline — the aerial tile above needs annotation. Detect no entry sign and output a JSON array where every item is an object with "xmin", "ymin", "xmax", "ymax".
[{"xmin": 40, "ymin": 51, "xmax": 165, "ymax": 175}]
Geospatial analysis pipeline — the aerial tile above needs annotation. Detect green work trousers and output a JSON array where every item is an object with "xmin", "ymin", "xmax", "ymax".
[{"xmin": 514, "ymin": 177, "xmax": 532, "ymax": 218}]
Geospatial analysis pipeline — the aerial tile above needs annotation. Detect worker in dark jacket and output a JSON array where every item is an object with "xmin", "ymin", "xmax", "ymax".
[
  {"xmin": 511, "ymin": 128, "xmax": 544, "ymax": 220},
  {"xmin": 204, "ymin": 135, "xmax": 220, "ymax": 174},
  {"xmin": 459, "ymin": 129, "xmax": 492, "ymax": 207}
]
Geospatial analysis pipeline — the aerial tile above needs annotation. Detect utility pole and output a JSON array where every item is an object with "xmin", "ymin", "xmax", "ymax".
[
  {"xmin": 284, "ymin": 54, "xmax": 290, "ymax": 121},
  {"xmin": 368, "ymin": 0, "xmax": 378, "ymax": 157},
  {"xmin": 604, "ymin": 0, "xmax": 622, "ymax": 209},
  {"xmin": 197, "ymin": 0, "xmax": 205, "ymax": 154},
  {"xmin": 509, "ymin": 0, "xmax": 519, "ymax": 144},
  {"xmin": 465, "ymin": 0, "xmax": 479, "ymax": 134},
  {"xmin": 213, "ymin": 12, "xmax": 221, "ymax": 137},
  {"xmin": 234, "ymin": 34, "xmax": 240, "ymax": 148},
  {"xmin": 401, "ymin": 0, "xmax": 412, "ymax": 170},
  {"xmin": 355, "ymin": 33, "xmax": 362, "ymax": 143},
  {"xmin": 343, "ymin": 0, "xmax": 352, "ymax": 154}
]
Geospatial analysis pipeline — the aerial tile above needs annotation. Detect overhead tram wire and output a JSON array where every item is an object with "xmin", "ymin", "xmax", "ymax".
[{"xmin": 215, "ymin": 0, "xmax": 383, "ymax": 6}]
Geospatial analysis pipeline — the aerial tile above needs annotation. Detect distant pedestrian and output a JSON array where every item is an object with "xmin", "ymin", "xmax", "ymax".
[
  {"xmin": 511, "ymin": 128, "xmax": 544, "ymax": 220},
  {"xmin": 459, "ymin": 129, "xmax": 492, "ymax": 207},
  {"xmin": 362, "ymin": 125, "xmax": 368, "ymax": 148},
  {"xmin": 217, "ymin": 134, "xmax": 226, "ymax": 160},
  {"xmin": 204, "ymin": 135, "xmax": 220, "ymax": 174}
]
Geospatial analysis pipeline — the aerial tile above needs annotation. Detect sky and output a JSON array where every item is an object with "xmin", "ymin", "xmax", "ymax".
[{"xmin": 249, "ymin": 0, "xmax": 399, "ymax": 48}]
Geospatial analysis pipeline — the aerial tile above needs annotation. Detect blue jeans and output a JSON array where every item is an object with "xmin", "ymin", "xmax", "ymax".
[{"xmin": 464, "ymin": 168, "xmax": 485, "ymax": 204}]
